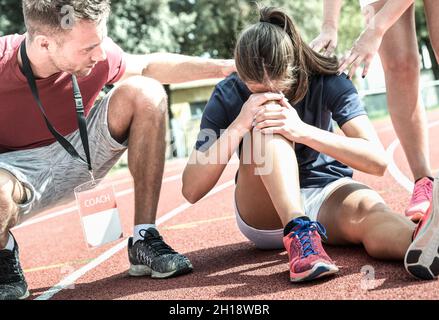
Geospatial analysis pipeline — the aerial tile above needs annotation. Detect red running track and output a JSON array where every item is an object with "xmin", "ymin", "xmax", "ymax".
[{"xmin": 11, "ymin": 110, "xmax": 439, "ymax": 300}]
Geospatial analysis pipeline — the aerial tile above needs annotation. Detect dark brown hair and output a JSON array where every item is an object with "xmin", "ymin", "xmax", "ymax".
[
  {"xmin": 235, "ymin": 6, "xmax": 339, "ymax": 104},
  {"xmin": 22, "ymin": 0, "xmax": 111, "ymax": 40}
]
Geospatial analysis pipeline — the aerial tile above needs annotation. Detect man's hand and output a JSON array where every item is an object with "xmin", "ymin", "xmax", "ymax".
[{"xmin": 220, "ymin": 59, "xmax": 237, "ymax": 78}]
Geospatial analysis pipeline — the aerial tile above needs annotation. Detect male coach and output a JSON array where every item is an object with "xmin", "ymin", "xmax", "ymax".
[{"xmin": 0, "ymin": 0, "xmax": 234, "ymax": 300}]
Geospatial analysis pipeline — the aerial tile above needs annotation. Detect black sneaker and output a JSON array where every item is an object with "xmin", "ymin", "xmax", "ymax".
[
  {"xmin": 0, "ymin": 233, "xmax": 29, "ymax": 300},
  {"xmin": 128, "ymin": 228, "xmax": 193, "ymax": 279}
]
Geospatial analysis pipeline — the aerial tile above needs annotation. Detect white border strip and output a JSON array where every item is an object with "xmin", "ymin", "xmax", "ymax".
[{"xmin": 34, "ymin": 179, "xmax": 235, "ymax": 300}]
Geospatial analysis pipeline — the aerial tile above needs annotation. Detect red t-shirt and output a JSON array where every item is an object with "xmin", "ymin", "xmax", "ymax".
[{"xmin": 0, "ymin": 34, "xmax": 126, "ymax": 153}]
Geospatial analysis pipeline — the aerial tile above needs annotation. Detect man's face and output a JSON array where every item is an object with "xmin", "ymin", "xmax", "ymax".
[{"xmin": 47, "ymin": 19, "xmax": 108, "ymax": 77}]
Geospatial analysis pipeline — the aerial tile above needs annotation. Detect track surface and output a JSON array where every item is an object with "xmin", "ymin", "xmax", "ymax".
[{"xmin": 11, "ymin": 109, "xmax": 439, "ymax": 300}]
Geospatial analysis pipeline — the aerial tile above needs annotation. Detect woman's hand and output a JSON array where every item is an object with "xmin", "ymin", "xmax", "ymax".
[
  {"xmin": 338, "ymin": 27, "xmax": 384, "ymax": 79},
  {"xmin": 310, "ymin": 25, "xmax": 338, "ymax": 57},
  {"xmin": 235, "ymin": 92, "xmax": 284, "ymax": 131},
  {"xmin": 254, "ymin": 98, "xmax": 310, "ymax": 142}
]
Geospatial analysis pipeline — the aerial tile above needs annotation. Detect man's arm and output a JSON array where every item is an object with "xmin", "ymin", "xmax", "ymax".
[{"xmin": 118, "ymin": 52, "xmax": 235, "ymax": 84}]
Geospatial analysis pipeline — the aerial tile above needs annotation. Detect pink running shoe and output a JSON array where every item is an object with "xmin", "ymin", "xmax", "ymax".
[
  {"xmin": 283, "ymin": 218, "xmax": 339, "ymax": 283},
  {"xmin": 405, "ymin": 178, "xmax": 439, "ymax": 280},
  {"xmin": 405, "ymin": 177, "xmax": 433, "ymax": 223}
]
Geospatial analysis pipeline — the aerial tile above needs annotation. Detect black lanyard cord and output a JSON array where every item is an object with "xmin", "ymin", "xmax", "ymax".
[{"xmin": 20, "ymin": 40, "xmax": 94, "ymax": 177}]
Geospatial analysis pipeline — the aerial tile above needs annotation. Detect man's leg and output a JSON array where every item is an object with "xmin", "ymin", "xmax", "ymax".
[
  {"xmin": 0, "ymin": 170, "xmax": 26, "ymax": 247},
  {"xmin": 368, "ymin": 2, "xmax": 433, "ymax": 220},
  {"xmin": 235, "ymin": 131, "xmax": 338, "ymax": 282},
  {"xmin": 108, "ymin": 76, "xmax": 167, "ymax": 226},
  {"xmin": 0, "ymin": 169, "xmax": 29, "ymax": 300},
  {"xmin": 106, "ymin": 76, "xmax": 192, "ymax": 278},
  {"xmin": 317, "ymin": 182, "xmax": 415, "ymax": 260}
]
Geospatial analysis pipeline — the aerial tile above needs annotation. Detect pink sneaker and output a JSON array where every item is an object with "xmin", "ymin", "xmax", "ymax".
[
  {"xmin": 283, "ymin": 218, "xmax": 339, "ymax": 283},
  {"xmin": 404, "ymin": 178, "xmax": 439, "ymax": 280},
  {"xmin": 405, "ymin": 177, "xmax": 433, "ymax": 223}
]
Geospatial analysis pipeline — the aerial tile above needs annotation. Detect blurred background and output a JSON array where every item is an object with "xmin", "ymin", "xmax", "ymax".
[{"xmin": 1, "ymin": 0, "xmax": 438, "ymax": 161}]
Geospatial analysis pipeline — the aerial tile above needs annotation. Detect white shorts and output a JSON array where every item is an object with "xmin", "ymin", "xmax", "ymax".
[
  {"xmin": 234, "ymin": 177, "xmax": 355, "ymax": 250},
  {"xmin": 359, "ymin": 0, "xmax": 380, "ymax": 8}
]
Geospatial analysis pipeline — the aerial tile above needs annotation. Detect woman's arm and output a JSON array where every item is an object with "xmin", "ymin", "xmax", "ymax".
[
  {"xmin": 182, "ymin": 121, "xmax": 247, "ymax": 204},
  {"xmin": 339, "ymin": 0, "xmax": 414, "ymax": 78},
  {"xmin": 298, "ymin": 116, "xmax": 389, "ymax": 176},
  {"xmin": 182, "ymin": 92, "xmax": 284, "ymax": 203},
  {"xmin": 310, "ymin": 0, "xmax": 343, "ymax": 56},
  {"xmin": 254, "ymin": 100, "xmax": 389, "ymax": 176}
]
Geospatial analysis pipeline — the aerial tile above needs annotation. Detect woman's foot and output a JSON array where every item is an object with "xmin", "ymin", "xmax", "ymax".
[
  {"xmin": 406, "ymin": 177, "xmax": 434, "ymax": 223},
  {"xmin": 283, "ymin": 217, "xmax": 339, "ymax": 283},
  {"xmin": 405, "ymin": 178, "xmax": 439, "ymax": 280}
]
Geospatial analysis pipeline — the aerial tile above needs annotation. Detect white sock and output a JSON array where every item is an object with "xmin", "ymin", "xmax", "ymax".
[
  {"xmin": 2, "ymin": 233, "xmax": 14, "ymax": 251},
  {"xmin": 133, "ymin": 224, "xmax": 157, "ymax": 243}
]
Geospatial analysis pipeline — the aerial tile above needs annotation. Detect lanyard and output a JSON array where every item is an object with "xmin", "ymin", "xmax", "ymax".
[{"xmin": 20, "ymin": 40, "xmax": 95, "ymax": 181}]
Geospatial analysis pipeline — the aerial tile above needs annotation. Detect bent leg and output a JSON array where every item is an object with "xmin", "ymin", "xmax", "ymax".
[
  {"xmin": 0, "ymin": 169, "xmax": 27, "ymax": 247},
  {"xmin": 317, "ymin": 181, "xmax": 416, "ymax": 260},
  {"xmin": 107, "ymin": 76, "xmax": 168, "ymax": 225},
  {"xmin": 235, "ymin": 130, "xmax": 304, "ymax": 230}
]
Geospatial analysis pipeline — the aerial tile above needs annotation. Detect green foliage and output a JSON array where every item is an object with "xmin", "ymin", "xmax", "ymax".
[
  {"xmin": 108, "ymin": 0, "xmax": 196, "ymax": 54},
  {"xmin": 0, "ymin": 0, "xmax": 25, "ymax": 35},
  {"xmin": 0, "ymin": 0, "xmax": 433, "ymax": 77}
]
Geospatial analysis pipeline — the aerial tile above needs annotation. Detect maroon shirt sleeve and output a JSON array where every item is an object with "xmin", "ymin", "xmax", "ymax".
[{"xmin": 102, "ymin": 37, "xmax": 127, "ymax": 85}]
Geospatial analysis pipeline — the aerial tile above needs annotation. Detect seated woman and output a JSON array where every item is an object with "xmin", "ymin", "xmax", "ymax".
[{"xmin": 182, "ymin": 6, "xmax": 439, "ymax": 283}]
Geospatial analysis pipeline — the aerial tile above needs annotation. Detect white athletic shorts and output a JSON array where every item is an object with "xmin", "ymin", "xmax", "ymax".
[{"xmin": 234, "ymin": 177, "xmax": 357, "ymax": 250}]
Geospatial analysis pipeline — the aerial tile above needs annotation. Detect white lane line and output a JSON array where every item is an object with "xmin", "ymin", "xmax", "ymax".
[
  {"xmin": 386, "ymin": 120, "xmax": 439, "ymax": 192},
  {"xmin": 386, "ymin": 140, "xmax": 413, "ymax": 193},
  {"xmin": 34, "ymin": 179, "xmax": 235, "ymax": 300},
  {"xmin": 13, "ymin": 174, "xmax": 182, "ymax": 230}
]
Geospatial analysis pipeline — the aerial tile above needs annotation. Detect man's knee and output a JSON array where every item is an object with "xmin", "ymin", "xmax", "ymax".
[
  {"xmin": 115, "ymin": 76, "xmax": 168, "ymax": 115},
  {"xmin": 0, "ymin": 172, "xmax": 21, "ymax": 233}
]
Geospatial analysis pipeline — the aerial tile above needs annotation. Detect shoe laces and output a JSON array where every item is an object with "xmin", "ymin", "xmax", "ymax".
[
  {"xmin": 139, "ymin": 229, "xmax": 176, "ymax": 255},
  {"xmin": 413, "ymin": 179, "xmax": 433, "ymax": 201},
  {"xmin": 290, "ymin": 220, "xmax": 327, "ymax": 258}
]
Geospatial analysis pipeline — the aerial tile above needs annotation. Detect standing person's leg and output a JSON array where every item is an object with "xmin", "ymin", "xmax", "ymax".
[
  {"xmin": 366, "ymin": 2, "xmax": 433, "ymax": 221},
  {"xmin": 370, "ymin": 2, "xmax": 431, "ymax": 181},
  {"xmin": 366, "ymin": 0, "xmax": 433, "ymax": 221},
  {"xmin": 423, "ymin": 0, "xmax": 439, "ymax": 62},
  {"xmin": 235, "ymin": 131, "xmax": 338, "ymax": 282},
  {"xmin": 106, "ymin": 76, "xmax": 192, "ymax": 278}
]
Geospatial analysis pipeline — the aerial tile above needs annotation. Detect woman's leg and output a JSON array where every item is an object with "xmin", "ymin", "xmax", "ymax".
[
  {"xmin": 367, "ymin": 2, "xmax": 432, "ymax": 182},
  {"xmin": 235, "ymin": 130, "xmax": 303, "ymax": 230},
  {"xmin": 235, "ymin": 130, "xmax": 338, "ymax": 282},
  {"xmin": 317, "ymin": 181, "xmax": 416, "ymax": 260},
  {"xmin": 423, "ymin": 0, "xmax": 439, "ymax": 62}
]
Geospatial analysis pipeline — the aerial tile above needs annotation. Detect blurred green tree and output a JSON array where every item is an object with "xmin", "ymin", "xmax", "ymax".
[{"xmin": 1, "ymin": 0, "xmax": 436, "ymax": 79}]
